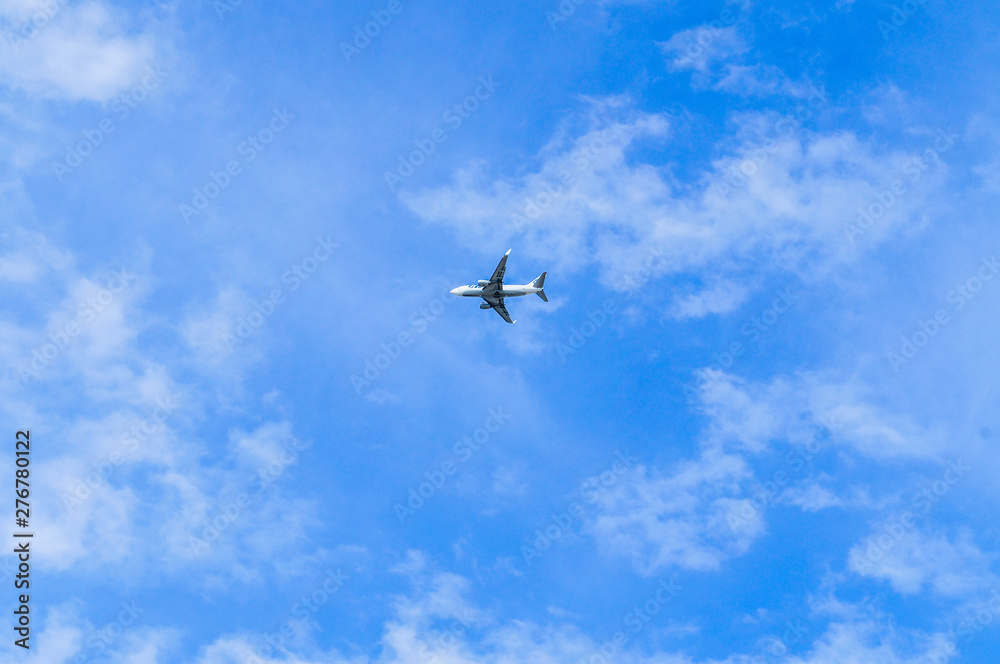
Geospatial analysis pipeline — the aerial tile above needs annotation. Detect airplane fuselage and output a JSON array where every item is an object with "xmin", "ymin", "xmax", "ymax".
[{"xmin": 450, "ymin": 285, "xmax": 542, "ymax": 298}]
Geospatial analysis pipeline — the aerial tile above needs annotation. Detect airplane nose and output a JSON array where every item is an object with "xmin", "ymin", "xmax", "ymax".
[{"xmin": 450, "ymin": 287, "xmax": 462, "ymax": 296}]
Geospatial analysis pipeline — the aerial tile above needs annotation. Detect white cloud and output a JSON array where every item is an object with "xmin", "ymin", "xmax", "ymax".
[
  {"xmin": 670, "ymin": 280, "xmax": 749, "ymax": 320},
  {"xmin": 849, "ymin": 528, "xmax": 997, "ymax": 598},
  {"xmin": 659, "ymin": 23, "xmax": 819, "ymax": 98},
  {"xmin": 401, "ymin": 101, "xmax": 949, "ymax": 313},
  {"xmin": 696, "ymin": 369, "xmax": 945, "ymax": 460},
  {"xmin": 163, "ymin": 571, "xmax": 959, "ymax": 664},
  {"xmin": 0, "ymin": 603, "xmax": 178, "ymax": 664},
  {"xmin": 779, "ymin": 482, "xmax": 845, "ymax": 511},
  {"xmin": 783, "ymin": 620, "xmax": 955, "ymax": 664},
  {"xmin": 29, "ymin": 405, "xmax": 319, "ymax": 579},
  {"xmin": 7, "ymin": 568, "xmax": 958, "ymax": 664},
  {"xmin": 180, "ymin": 286, "xmax": 249, "ymax": 363},
  {"xmin": 0, "ymin": 0, "xmax": 161, "ymax": 102},
  {"xmin": 778, "ymin": 482, "xmax": 882, "ymax": 513},
  {"xmin": 584, "ymin": 449, "xmax": 764, "ymax": 573},
  {"xmin": 392, "ymin": 571, "xmax": 484, "ymax": 628},
  {"xmin": 491, "ymin": 465, "xmax": 527, "ymax": 496},
  {"xmin": 713, "ymin": 63, "xmax": 816, "ymax": 98},
  {"xmin": 158, "ymin": 422, "xmax": 319, "ymax": 579},
  {"xmin": 0, "ymin": 223, "xmax": 74, "ymax": 283},
  {"xmin": 579, "ymin": 366, "xmax": 950, "ymax": 575},
  {"xmin": 0, "ymin": 223, "xmax": 322, "ymax": 584},
  {"xmin": 659, "ymin": 25, "xmax": 748, "ymax": 74}
]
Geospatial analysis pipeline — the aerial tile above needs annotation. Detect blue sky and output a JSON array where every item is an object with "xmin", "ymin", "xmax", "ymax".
[{"xmin": 2, "ymin": 0, "xmax": 1000, "ymax": 662}]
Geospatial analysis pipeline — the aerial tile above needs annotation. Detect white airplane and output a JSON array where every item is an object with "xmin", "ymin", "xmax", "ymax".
[{"xmin": 450, "ymin": 250, "xmax": 547, "ymax": 323}]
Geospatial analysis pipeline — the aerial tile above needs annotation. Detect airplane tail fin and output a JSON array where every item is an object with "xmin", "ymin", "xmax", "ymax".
[{"xmin": 533, "ymin": 272, "xmax": 548, "ymax": 302}]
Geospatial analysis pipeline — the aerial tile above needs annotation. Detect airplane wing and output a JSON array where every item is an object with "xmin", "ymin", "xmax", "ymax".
[
  {"xmin": 492, "ymin": 299, "xmax": 515, "ymax": 324},
  {"xmin": 489, "ymin": 249, "xmax": 512, "ymax": 285}
]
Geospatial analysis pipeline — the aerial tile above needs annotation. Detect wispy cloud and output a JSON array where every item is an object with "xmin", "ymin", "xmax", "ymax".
[{"xmin": 0, "ymin": 1, "xmax": 164, "ymax": 102}]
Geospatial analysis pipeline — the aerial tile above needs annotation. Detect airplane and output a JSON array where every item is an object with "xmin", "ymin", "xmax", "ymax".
[{"xmin": 449, "ymin": 249, "xmax": 547, "ymax": 323}]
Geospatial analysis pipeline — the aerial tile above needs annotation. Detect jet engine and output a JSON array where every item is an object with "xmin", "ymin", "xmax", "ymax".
[
  {"xmin": 480, "ymin": 302, "xmax": 492, "ymax": 309},
  {"xmin": 478, "ymin": 280, "xmax": 489, "ymax": 286}
]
